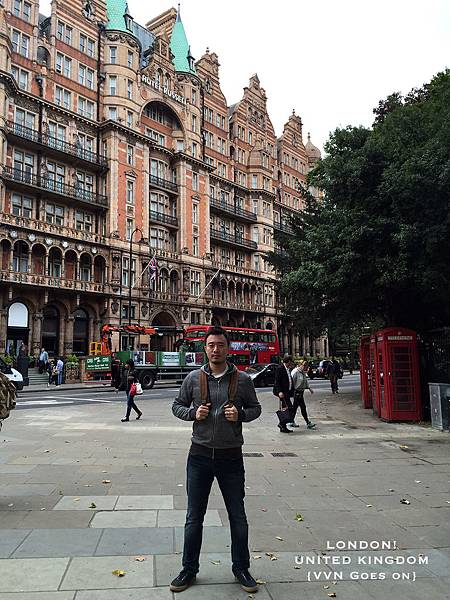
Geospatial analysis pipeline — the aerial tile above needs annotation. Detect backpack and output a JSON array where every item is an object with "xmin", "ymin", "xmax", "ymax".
[
  {"xmin": 0, "ymin": 372, "xmax": 17, "ymax": 421},
  {"xmin": 199, "ymin": 368, "xmax": 239, "ymax": 405}
]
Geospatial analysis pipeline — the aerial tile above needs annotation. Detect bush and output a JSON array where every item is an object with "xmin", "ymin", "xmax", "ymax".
[
  {"xmin": 66, "ymin": 354, "xmax": 79, "ymax": 365},
  {"xmin": 2, "ymin": 354, "xmax": 13, "ymax": 365}
]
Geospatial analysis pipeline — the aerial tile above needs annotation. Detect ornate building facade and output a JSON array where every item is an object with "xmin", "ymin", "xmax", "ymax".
[{"xmin": 0, "ymin": 0, "xmax": 326, "ymax": 356}]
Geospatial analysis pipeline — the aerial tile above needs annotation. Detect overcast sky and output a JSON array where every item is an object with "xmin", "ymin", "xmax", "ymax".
[{"xmin": 41, "ymin": 0, "xmax": 450, "ymax": 152}]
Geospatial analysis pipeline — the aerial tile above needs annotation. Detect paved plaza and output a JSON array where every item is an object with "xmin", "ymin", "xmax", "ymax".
[{"xmin": 0, "ymin": 381, "xmax": 449, "ymax": 599}]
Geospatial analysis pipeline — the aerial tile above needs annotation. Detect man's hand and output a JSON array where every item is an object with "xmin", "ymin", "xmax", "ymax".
[
  {"xmin": 196, "ymin": 403, "xmax": 211, "ymax": 420},
  {"xmin": 224, "ymin": 404, "xmax": 238, "ymax": 422},
  {"xmin": 278, "ymin": 392, "xmax": 284, "ymax": 399}
]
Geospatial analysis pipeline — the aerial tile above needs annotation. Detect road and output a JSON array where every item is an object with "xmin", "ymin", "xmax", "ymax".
[{"xmin": 15, "ymin": 374, "xmax": 361, "ymax": 410}]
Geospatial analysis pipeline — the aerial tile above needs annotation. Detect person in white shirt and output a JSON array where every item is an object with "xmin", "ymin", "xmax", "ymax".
[{"xmin": 288, "ymin": 361, "xmax": 316, "ymax": 429}]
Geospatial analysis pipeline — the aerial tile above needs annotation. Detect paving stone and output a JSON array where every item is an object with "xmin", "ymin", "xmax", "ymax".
[
  {"xmin": 405, "ymin": 525, "xmax": 450, "ymax": 548},
  {"xmin": 0, "ymin": 465, "xmax": 36, "ymax": 474},
  {"xmin": 19, "ymin": 510, "xmax": 94, "ymax": 529},
  {"xmin": 95, "ymin": 527, "xmax": 173, "ymax": 556},
  {"xmin": 0, "ymin": 484, "xmax": 56, "ymax": 496},
  {"xmin": 157, "ymin": 509, "xmax": 222, "ymax": 527},
  {"xmin": 75, "ymin": 589, "xmax": 169, "ymax": 600},
  {"xmin": 0, "ymin": 557, "xmax": 69, "ymax": 592},
  {"xmin": 60, "ymin": 555, "xmax": 154, "ymax": 590},
  {"xmin": 53, "ymin": 496, "xmax": 118, "ymax": 511},
  {"xmin": 364, "ymin": 578, "xmax": 450, "ymax": 600},
  {"xmin": 0, "ymin": 495, "xmax": 60, "ymax": 511},
  {"xmin": 167, "ymin": 582, "xmax": 273, "ymax": 599},
  {"xmin": 174, "ymin": 526, "xmax": 233, "ymax": 553},
  {"xmin": 265, "ymin": 581, "xmax": 373, "ymax": 600},
  {"xmin": 90, "ymin": 510, "xmax": 157, "ymax": 528},
  {"xmin": 115, "ymin": 495, "xmax": 173, "ymax": 510},
  {"xmin": 12, "ymin": 528, "xmax": 103, "ymax": 558},
  {"xmin": 0, "ymin": 529, "xmax": 31, "ymax": 557},
  {"xmin": 0, "ymin": 593, "xmax": 75, "ymax": 600}
]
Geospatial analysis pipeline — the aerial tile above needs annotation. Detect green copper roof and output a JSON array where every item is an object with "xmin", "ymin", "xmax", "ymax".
[
  {"xmin": 170, "ymin": 11, "xmax": 196, "ymax": 74},
  {"xmin": 106, "ymin": 0, "xmax": 132, "ymax": 33}
]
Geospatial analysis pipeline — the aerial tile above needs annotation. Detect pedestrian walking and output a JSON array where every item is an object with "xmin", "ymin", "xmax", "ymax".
[
  {"xmin": 273, "ymin": 355, "xmax": 295, "ymax": 433},
  {"xmin": 170, "ymin": 326, "xmax": 261, "ymax": 593},
  {"xmin": 326, "ymin": 357, "xmax": 343, "ymax": 394},
  {"xmin": 288, "ymin": 361, "xmax": 316, "ymax": 429},
  {"xmin": 39, "ymin": 347, "xmax": 48, "ymax": 374},
  {"xmin": 121, "ymin": 359, "xmax": 142, "ymax": 422},
  {"xmin": 56, "ymin": 357, "xmax": 64, "ymax": 386}
]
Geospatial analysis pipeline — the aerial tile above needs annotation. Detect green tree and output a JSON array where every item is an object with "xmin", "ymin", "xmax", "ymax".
[{"xmin": 269, "ymin": 70, "xmax": 450, "ymax": 335}]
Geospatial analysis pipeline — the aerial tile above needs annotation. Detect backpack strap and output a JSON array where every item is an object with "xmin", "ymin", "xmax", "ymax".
[
  {"xmin": 199, "ymin": 369, "xmax": 209, "ymax": 405},
  {"xmin": 227, "ymin": 368, "xmax": 238, "ymax": 406}
]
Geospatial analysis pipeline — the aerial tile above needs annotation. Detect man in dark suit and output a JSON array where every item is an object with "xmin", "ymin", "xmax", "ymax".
[{"xmin": 273, "ymin": 355, "xmax": 295, "ymax": 433}]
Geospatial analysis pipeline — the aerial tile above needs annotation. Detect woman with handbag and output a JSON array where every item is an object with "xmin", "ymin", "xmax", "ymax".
[
  {"xmin": 121, "ymin": 359, "xmax": 143, "ymax": 422},
  {"xmin": 272, "ymin": 355, "xmax": 295, "ymax": 433}
]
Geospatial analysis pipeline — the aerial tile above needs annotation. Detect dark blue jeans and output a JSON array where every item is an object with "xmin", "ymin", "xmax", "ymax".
[{"xmin": 182, "ymin": 453, "xmax": 250, "ymax": 574}]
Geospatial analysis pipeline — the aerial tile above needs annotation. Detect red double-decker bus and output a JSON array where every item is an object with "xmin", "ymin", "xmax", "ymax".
[{"xmin": 184, "ymin": 325, "xmax": 280, "ymax": 370}]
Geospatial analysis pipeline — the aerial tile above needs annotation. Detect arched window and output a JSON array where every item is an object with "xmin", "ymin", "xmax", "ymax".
[
  {"xmin": 79, "ymin": 254, "xmax": 92, "ymax": 281},
  {"xmin": 159, "ymin": 269, "xmax": 169, "ymax": 293},
  {"xmin": 48, "ymin": 248, "xmax": 62, "ymax": 278},
  {"xmin": 13, "ymin": 241, "xmax": 29, "ymax": 273}
]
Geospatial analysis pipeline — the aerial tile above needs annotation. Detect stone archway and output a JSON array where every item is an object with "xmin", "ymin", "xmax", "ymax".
[{"xmin": 151, "ymin": 310, "xmax": 177, "ymax": 351}]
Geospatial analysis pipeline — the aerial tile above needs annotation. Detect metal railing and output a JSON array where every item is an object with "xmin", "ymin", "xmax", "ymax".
[
  {"xmin": 149, "ymin": 174, "xmax": 178, "ymax": 193},
  {"xmin": 210, "ymin": 198, "xmax": 257, "ymax": 221},
  {"xmin": 150, "ymin": 210, "xmax": 178, "ymax": 227},
  {"xmin": 1, "ymin": 166, "xmax": 108, "ymax": 207},
  {"xmin": 210, "ymin": 228, "xmax": 257, "ymax": 250},
  {"xmin": 6, "ymin": 121, "xmax": 108, "ymax": 168}
]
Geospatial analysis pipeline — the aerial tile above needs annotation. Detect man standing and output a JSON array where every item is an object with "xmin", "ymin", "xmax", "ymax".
[
  {"xmin": 273, "ymin": 355, "xmax": 295, "ymax": 433},
  {"xmin": 327, "ymin": 357, "xmax": 342, "ymax": 394},
  {"xmin": 171, "ymin": 326, "xmax": 261, "ymax": 593},
  {"xmin": 56, "ymin": 357, "xmax": 64, "ymax": 386},
  {"xmin": 39, "ymin": 347, "xmax": 48, "ymax": 374},
  {"xmin": 288, "ymin": 361, "xmax": 316, "ymax": 429}
]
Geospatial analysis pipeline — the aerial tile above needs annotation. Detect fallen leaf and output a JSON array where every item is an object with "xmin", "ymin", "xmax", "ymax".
[
  {"xmin": 366, "ymin": 504, "xmax": 373, "ymax": 508},
  {"xmin": 144, "ymin": 463, "xmax": 149, "ymax": 467},
  {"xmin": 447, "ymin": 501, "xmax": 450, "ymax": 504},
  {"xmin": 399, "ymin": 445, "xmax": 409, "ymax": 449},
  {"xmin": 256, "ymin": 579, "xmax": 266, "ymax": 584},
  {"xmin": 248, "ymin": 596, "xmax": 254, "ymax": 600},
  {"xmin": 8, "ymin": 503, "xmax": 14, "ymax": 507},
  {"xmin": 294, "ymin": 565, "xmax": 301, "ymax": 569},
  {"xmin": 84, "ymin": 485, "xmax": 91, "ymax": 487},
  {"xmin": 177, "ymin": 484, "xmax": 183, "ymax": 487},
  {"xmin": 134, "ymin": 556, "xmax": 146, "ymax": 562},
  {"xmin": 324, "ymin": 584, "xmax": 330, "ymax": 589},
  {"xmin": 414, "ymin": 480, "xmax": 421, "ymax": 484},
  {"xmin": 400, "ymin": 499, "xmax": 411, "ymax": 505},
  {"xmin": 40, "ymin": 507, "xmax": 46, "ymax": 511},
  {"xmin": 74, "ymin": 498, "xmax": 80, "ymax": 502},
  {"xmin": 44, "ymin": 450, "xmax": 51, "ymax": 453},
  {"xmin": 261, "ymin": 508, "xmax": 267, "ymax": 512},
  {"xmin": 90, "ymin": 502, "xmax": 97, "ymax": 509},
  {"xmin": 102, "ymin": 471, "xmax": 108, "ymax": 474},
  {"xmin": 270, "ymin": 556, "xmax": 278, "ymax": 561},
  {"xmin": 252, "ymin": 555, "xmax": 262, "ymax": 559},
  {"xmin": 102, "ymin": 480, "xmax": 111, "ymax": 484},
  {"xmin": 275, "ymin": 536, "xmax": 284, "ymax": 541},
  {"xmin": 112, "ymin": 570, "xmax": 125, "ymax": 577},
  {"xmin": 328, "ymin": 594, "xmax": 337, "ymax": 598},
  {"xmin": 295, "ymin": 513, "xmax": 304, "ymax": 522},
  {"xmin": 388, "ymin": 489, "xmax": 395, "ymax": 492},
  {"xmin": 210, "ymin": 560, "xmax": 221, "ymax": 565}
]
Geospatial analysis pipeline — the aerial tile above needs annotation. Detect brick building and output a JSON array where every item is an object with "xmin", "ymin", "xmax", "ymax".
[{"xmin": 0, "ymin": 0, "xmax": 327, "ymax": 357}]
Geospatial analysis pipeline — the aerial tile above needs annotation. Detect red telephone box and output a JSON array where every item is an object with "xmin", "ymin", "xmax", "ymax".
[
  {"xmin": 370, "ymin": 334, "xmax": 380, "ymax": 416},
  {"xmin": 359, "ymin": 335, "xmax": 371, "ymax": 408},
  {"xmin": 375, "ymin": 327, "xmax": 421, "ymax": 422}
]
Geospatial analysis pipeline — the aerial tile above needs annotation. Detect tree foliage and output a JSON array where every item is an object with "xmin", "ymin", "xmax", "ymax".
[{"xmin": 269, "ymin": 70, "xmax": 450, "ymax": 335}]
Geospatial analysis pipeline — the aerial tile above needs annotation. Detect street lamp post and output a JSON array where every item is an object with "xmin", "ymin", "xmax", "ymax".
[{"xmin": 128, "ymin": 227, "xmax": 146, "ymax": 330}]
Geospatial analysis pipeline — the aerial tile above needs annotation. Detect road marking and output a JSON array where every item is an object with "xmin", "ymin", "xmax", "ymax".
[{"xmin": 17, "ymin": 400, "xmax": 74, "ymax": 406}]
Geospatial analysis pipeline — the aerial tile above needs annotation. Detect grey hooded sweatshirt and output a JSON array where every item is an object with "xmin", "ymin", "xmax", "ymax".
[{"xmin": 172, "ymin": 363, "xmax": 261, "ymax": 449}]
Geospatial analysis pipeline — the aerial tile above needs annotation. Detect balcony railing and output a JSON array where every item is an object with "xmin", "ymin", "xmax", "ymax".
[
  {"xmin": 210, "ymin": 228, "xmax": 257, "ymax": 250},
  {"xmin": 6, "ymin": 121, "xmax": 108, "ymax": 168},
  {"xmin": 1, "ymin": 166, "xmax": 108, "ymax": 208},
  {"xmin": 210, "ymin": 198, "xmax": 257, "ymax": 222},
  {"xmin": 150, "ymin": 210, "xmax": 178, "ymax": 227},
  {"xmin": 1, "ymin": 213, "xmax": 107, "ymax": 245},
  {"xmin": 273, "ymin": 221, "xmax": 295, "ymax": 236},
  {"xmin": 149, "ymin": 174, "xmax": 178, "ymax": 193},
  {"xmin": 0, "ymin": 270, "xmax": 108, "ymax": 293}
]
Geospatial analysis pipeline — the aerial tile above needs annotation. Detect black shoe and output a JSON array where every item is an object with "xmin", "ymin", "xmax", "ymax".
[
  {"xmin": 136, "ymin": 413, "xmax": 142, "ymax": 420},
  {"xmin": 233, "ymin": 569, "xmax": 258, "ymax": 593},
  {"xmin": 170, "ymin": 569, "xmax": 196, "ymax": 592},
  {"xmin": 121, "ymin": 418, "xmax": 129, "ymax": 422},
  {"xmin": 278, "ymin": 424, "xmax": 292, "ymax": 433}
]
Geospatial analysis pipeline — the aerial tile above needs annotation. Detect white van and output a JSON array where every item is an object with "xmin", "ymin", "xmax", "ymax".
[{"xmin": 0, "ymin": 359, "xmax": 24, "ymax": 390}]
